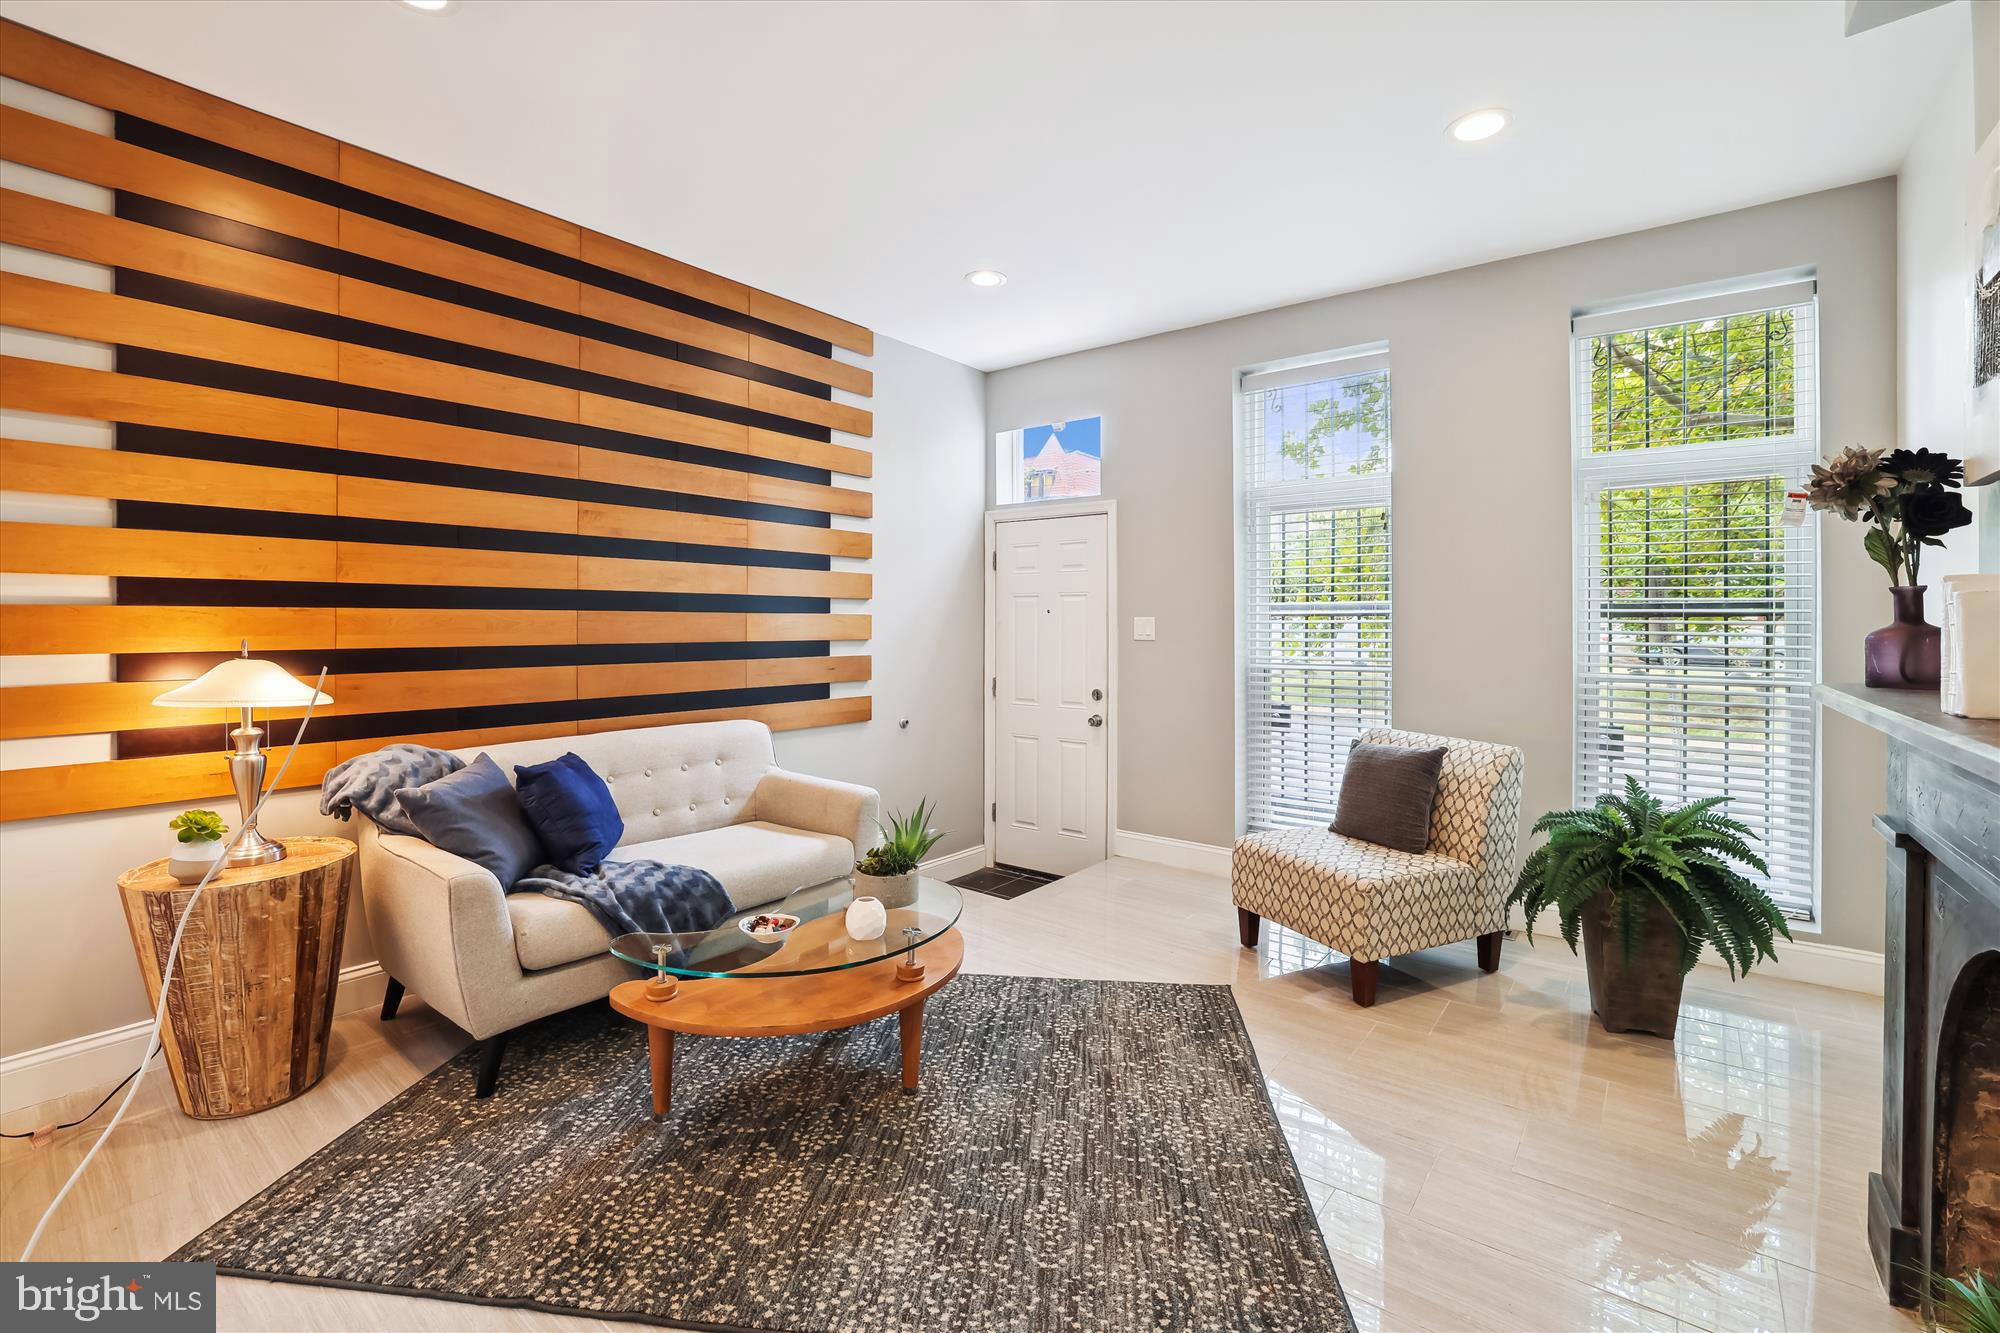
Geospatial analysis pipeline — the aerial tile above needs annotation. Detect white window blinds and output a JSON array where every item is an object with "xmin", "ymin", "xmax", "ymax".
[
  {"xmin": 1572, "ymin": 287, "xmax": 1820, "ymax": 919},
  {"xmin": 1241, "ymin": 357, "xmax": 1392, "ymax": 830}
]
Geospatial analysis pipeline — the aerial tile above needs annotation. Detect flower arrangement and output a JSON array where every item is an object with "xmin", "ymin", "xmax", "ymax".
[{"xmin": 1805, "ymin": 446, "xmax": 1972, "ymax": 587}]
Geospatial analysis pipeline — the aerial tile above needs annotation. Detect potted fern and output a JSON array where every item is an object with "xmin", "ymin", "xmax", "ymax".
[
  {"xmin": 1505, "ymin": 778, "xmax": 1791, "ymax": 1038},
  {"xmin": 854, "ymin": 798, "xmax": 945, "ymax": 908}
]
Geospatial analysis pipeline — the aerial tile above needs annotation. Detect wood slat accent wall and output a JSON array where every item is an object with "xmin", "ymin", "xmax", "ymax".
[{"xmin": 0, "ymin": 20, "xmax": 873, "ymax": 819}]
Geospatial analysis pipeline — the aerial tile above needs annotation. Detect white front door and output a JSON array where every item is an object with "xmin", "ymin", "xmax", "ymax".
[{"xmin": 993, "ymin": 511, "xmax": 1109, "ymax": 875}]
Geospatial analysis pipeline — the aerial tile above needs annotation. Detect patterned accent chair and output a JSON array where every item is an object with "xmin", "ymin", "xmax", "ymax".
[{"xmin": 1231, "ymin": 728, "xmax": 1526, "ymax": 1006}]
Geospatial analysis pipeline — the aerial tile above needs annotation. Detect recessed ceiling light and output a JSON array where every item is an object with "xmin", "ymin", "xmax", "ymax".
[
  {"xmin": 965, "ymin": 269, "xmax": 1008, "ymax": 288},
  {"xmin": 1447, "ymin": 108, "xmax": 1510, "ymax": 143},
  {"xmin": 400, "ymin": 0, "xmax": 455, "ymax": 13}
]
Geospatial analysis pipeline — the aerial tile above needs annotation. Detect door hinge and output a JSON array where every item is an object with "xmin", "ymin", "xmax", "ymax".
[
  {"xmin": 991, "ymin": 676, "xmax": 997, "ymax": 697},
  {"xmin": 992, "ymin": 551, "xmax": 997, "ymax": 571},
  {"xmin": 991, "ymin": 801, "xmax": 997, "ymax": 821}
]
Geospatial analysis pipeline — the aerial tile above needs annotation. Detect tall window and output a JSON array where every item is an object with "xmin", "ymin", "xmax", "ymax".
[
  {"xmin": 1572, "ymin": 281, "xmax": 1820, "ymax": 919},
  {"xmin": 1240, "ymin": 352, "xmax": 1392, "ymax": 830}
]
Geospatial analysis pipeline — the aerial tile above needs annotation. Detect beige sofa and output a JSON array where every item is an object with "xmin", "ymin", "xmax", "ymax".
[{"xmin": 357, "ymin": 719, "xmax": 878, "ymax": 1094}]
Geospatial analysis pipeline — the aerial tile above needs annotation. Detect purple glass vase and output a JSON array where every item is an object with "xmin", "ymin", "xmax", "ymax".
[{"xmin": 1863, "ymin": 585, "xmax": 1941, "ymax": 690}]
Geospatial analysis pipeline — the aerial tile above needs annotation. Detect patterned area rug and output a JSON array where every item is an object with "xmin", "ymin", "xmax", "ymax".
[{"xmin": 174, "ymin": 975, "xmax": 1352, "ymax": 1332}]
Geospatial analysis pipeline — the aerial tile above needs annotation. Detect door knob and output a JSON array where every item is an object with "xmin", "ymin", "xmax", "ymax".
[{"xmin": 1087, "ymin": 714, "xmax": 1104, "ymax": 728}]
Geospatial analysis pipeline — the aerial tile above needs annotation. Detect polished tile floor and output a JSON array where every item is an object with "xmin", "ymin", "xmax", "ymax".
[{"xmin": 1, "ymin": 856, "xmax": 1910, "ymax": 1332}]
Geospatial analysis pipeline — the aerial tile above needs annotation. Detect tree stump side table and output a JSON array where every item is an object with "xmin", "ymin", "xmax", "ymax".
[{"xmin": 116, "ymin": 836, "xmax": 356, "ymax": 1119}]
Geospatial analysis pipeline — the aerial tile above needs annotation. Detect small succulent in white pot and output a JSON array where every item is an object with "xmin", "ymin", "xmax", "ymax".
[
  {"xmin": 167, "ymin": 809, "xmax": 229, "ymax": 883},
  {"xmin": 854, "ymin": 799, "xmax": 944, "ymax": 908}
]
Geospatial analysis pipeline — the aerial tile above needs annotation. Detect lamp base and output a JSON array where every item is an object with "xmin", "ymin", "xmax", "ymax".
[{"xmin": 226, "ymin": 826, "xmax": 287, "ymax": 868}]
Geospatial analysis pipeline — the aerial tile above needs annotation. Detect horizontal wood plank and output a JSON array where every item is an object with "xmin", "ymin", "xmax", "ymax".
[
  {"xmin": 0, "ymin": 676, "xmax": 336, "ymax": 739},
  {"xmin": 0, "ymin": 745, "xmax": 336, "ymax": 821},
  {"xmin": 333, "ymin": 541, "xmax": 577, "ymax": 590},
  {"xmin": 0, "ymin": 187, "xmax": 338, "ymax": 313},
  {"xmin": 338, "ymin": 143, "xmax": 578, "ymax": 257},
  {"xmin": 0, "ymin": 357, "xmax": 337, "ymax": 447},
  {"xmin": 335, "ymin": 608, "xmax": 577, "ymax": 649},
  {"xmin": 0, "ymin": 437, "xmax": 334, "ymax": 514},
  {"xmin": 576, "ymin": 446, "xmax": 871, "ymax": 519},
  {"xmin": 333, "ymin": 720, "xmax": 577, "ymax": 762},
  {"xmin": 0, "ymin": 522, "xmax": 334, "ymax": 581},
  {"xmin": 747, "ymin": 290, "xmax": 873, "ymax": 357},
  {"xmin": 339, "ymin": 210, "xmax": 578, "ymax": 313},
  {"xmin": 0, "ymin": 104, "xmax": 336, "ymax": 245},
  {"xmin": 0, "ymin": 19, "xmax": 337, "ymax": 175},
  {"xmin": 580, "ymin": 229, "xmax": 747, "ymax": 314},
  {"xmin": 338, "ymin": 275, "xmax": 579, "ymax": 368},
  {"xmin": 335, "ymin": 665, "xmax": 575, "ymax": 715},
  {"xmin": 578, "ymin": 694, "xmax": 870, "ymax": 736},
  {"xmin": 336, "ymin": 474, "xmax": 576, "ymax": 535},
  {"xmin": 0, "ymin": 270, "xmax": 335, "ymax": 379},
  {"xmin": 0, "ymin": 605, "xmax": 335, "ymax": 655},
  {"xmin": 337, "ymin": 409, "xmax": 578, "ymax": 479}
]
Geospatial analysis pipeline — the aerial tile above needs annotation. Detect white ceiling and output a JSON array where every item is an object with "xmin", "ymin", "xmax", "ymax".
[{"xmin": 0, "ymin": 0, "xmax": 1967, "ymax": 371}]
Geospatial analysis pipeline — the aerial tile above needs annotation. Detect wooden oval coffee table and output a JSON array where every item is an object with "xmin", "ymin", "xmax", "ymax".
[{"xmin": 607, "ymin": 877, "xmax": 965, "ymax": 1119}]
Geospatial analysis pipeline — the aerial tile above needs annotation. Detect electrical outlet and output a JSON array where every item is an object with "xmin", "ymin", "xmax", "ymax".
[{"xmin": 1133, "ymin": 616, "xmax": 1156, "ymax": 641}]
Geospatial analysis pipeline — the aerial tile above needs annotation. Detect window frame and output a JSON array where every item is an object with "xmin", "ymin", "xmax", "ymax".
[
  {"xmin": 1235, "ymin": 348, "xmax": 1395, "ymax": 833},
  {"xmin": 1569, "ymin": 285, "xmax": 1822, "ymax": 924}
]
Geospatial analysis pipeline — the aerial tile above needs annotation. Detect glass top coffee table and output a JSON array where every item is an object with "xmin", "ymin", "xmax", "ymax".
[
  {"xmin": 605, "ymin": 876, "xmax": 967, "ymax": 1120},
  {"xmin": 609, "ymin": 875, "xmax": 962, "ymax": 980}
]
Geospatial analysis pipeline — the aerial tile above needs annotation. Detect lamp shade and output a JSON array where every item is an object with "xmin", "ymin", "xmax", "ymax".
[{"xmin": 152, "ymin": 658, "xmax": 333, "ymax": 709}]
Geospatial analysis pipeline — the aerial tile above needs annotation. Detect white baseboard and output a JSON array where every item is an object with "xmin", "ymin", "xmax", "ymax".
[
  {"xmin": 921, "ymin": 844, "xmax": 987, "ymax": 882},
  {"xmin": 1111, "ymin": 829, "xmax": 1232, "ymax": 878},
  {"xmin": 0, "ymin": 961, "xmax": 388, "ymax": 1115},
  {"xmin": 1522, "ymin": 923, "xmax": 1883, "ymax": 996}
]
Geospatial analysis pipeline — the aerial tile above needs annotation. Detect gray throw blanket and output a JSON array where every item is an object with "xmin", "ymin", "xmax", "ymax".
[
  {"xmin": 515, "ymin": 861, "xmax": 732, "ymax": 944},
  {"xmin": 319, "ymin": 744, "xmax": 463, "ymax": 836}
]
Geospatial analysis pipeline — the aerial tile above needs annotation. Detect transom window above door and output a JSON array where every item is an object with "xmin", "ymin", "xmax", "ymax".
[{"xmin": 995, "ymin": 417, "xmax": 1103, "ymax": 505}]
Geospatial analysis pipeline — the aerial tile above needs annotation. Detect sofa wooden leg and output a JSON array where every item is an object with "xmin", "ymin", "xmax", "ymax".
[
  {"xmin": 380, "ymin": 977, "xmax": 405, "ymax": 1022},
  {"xmin": 1477, "ymin": 931, "xmax": 1502, "ymax": 973},
  {"xmin": 1350, "ymin": 959, "xmax": 1379, "ymax": 1007},
  {"xmin": 474, "ymin": 1032, "xmax": 509, "ymax": 1099},
  {"xmin": 1236, "ymin": 907, "xmax": 1261, "ymax": 949}
]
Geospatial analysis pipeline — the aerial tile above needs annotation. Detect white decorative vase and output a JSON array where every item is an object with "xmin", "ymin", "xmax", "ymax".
[
  {"xmin": 168, "ymin": 837, "xmax": 227, "ymax": 884},
  {"xmin": 844, "ymin": 895, "xmax": 887, "ymax": 941},
  {"xmin": 854, "ymin": 870, "xmax": 917, "ymax": 908}
]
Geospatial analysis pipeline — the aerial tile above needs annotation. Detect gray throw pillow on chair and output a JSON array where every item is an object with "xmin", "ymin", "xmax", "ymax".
[
  {"xmin": 396, "ymin": 753, "xmax": 546, "ymax": 889},
  {"xmin": 1330, "ymin": 742, "xmax": 1448, "ymax": 854}
]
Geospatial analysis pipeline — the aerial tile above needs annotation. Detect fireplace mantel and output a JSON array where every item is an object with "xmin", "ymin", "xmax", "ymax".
[{"xmin": 1816, "ymin": 684, "xmax": 2000, "ymax": 1305}]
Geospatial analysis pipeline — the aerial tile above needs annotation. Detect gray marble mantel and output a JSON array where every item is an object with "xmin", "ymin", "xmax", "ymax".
[{"xmin": 1815, "ymin": 683, "xmax": 2000, "ymax": 1302}]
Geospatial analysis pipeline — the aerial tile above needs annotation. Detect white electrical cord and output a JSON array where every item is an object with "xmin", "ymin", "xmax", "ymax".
[{"xmin": 18, "ymin": 668, "xmax": 329, "ymax": 1262}]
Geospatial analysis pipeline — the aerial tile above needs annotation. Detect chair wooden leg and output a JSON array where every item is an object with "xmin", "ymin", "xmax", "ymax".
[
  {"xmin": 1350, "ymin": 959, "xmax": 1379, "ymax": 1007},
  {"xmin": 380, "ymin": 977, "xmax": 405, "ymax": 1021},
  {"xmin": 1236, "ymin": 907, "xmax": 1261, "ymax": 949},
  {"xmin": 1477, "ymin": 931, "xmax": 1502, "ymax": 972},
  {"xmin": 474, "ymin": 1031, "xmax": 509, "ymax": 1099}
]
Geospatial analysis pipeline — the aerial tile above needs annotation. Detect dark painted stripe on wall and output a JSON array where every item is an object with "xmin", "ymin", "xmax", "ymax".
[
  {"xmin": 116, "ymin": 425, "xmax": 834, "ymax": 530},
  {"xmin": 115, "ymin": 681, "xmax": 835, "ymax": 759},
  {"xmin": 115, "ymin": 263, "xmax": 832, "ymax": 407},
  {"xmin": 117, "ymin": 501, "xmax": 832, "ymax": 571},
  {"xmin": 115, "ymin": 641, "xmax": 832, "ymax": 683},
  {"xmin": 116, "ymin": 114, "xmax": 838, "ymax": 363},
  {"xmin": 116, "ymin": 579, "xmax": 831, "ymax": 614}
]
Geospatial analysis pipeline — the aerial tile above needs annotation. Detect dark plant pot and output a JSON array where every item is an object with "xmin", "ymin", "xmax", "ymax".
[
  {"xmin": 1579, "ymin": 893, "xmax": 1686, "ymax": 1039},
  {"xmin": 1863, "ymin": 585, "xmax": 1941, "ymax": 690}
]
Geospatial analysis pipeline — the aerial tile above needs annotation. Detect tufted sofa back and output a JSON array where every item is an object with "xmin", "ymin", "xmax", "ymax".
[
  {"xmin": 455, "ymin": 719, "xmax": 776, "ymax": 847},
  {"xmin": 1355, "ymin": 727, "xmax": 1525, "ymax": 889}
]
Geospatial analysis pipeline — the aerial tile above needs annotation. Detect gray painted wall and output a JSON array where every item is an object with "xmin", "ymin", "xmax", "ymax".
[{"xmin": 986, "ymin": 180, "xmax": 1905, "ymax": 953}]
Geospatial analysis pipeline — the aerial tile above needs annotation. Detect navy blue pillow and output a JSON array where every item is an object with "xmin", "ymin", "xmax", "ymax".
[
  {"xmin": 396, "ymin": 753, "xmax": 545, "ymax": 889},
  {"xmin": 514, "ymin": 752, "xmax": 623, "ymax": 874}
]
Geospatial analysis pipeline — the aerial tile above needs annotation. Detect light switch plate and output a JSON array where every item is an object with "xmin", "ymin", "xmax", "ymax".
[{"xmin": 1133, "ymin": 616, "xmax": 1156, "ymax": 641}]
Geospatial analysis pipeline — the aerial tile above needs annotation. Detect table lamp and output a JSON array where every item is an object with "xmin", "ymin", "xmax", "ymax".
[{"xmin": 153, "ymin": 643, "xmax": 333, "ymax": 867}]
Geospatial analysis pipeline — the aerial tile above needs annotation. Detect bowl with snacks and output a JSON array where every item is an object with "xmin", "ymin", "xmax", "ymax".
[{"xmin": 739, "ymin": 912, "xmax": 800, "ymax": 945}]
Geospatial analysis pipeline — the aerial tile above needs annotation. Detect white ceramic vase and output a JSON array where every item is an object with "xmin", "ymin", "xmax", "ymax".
[
  {"xmin": 844, "ymin": 895, "xmax": 887, "ymax": 941},
  {"xmin": 168, "ymin": 837, "xmax": 227, "ymax": 884}
]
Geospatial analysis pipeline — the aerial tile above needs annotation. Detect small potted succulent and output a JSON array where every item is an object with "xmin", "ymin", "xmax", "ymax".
[
  {"xmin": 167, "ymin": 808, "xmax": 229, "ymax": 883},
  {"xmin": 1506, "ymin": 778, "xmax": 1791, "ymax": 1038},
  {"xmin": 853, "ymin": 798, "xmax": 945, "ymax": 908},
  {"xmin": 1804, "ymin": 445, "xmax": 1974, "ymax": 688}
]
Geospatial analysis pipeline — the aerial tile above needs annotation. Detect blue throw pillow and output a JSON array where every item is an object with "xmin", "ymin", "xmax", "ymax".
[
  {"xmin": 514, "ymin": 752, "xmax": 623, "ymax": 874},
  {"xmin": 395, "ymin": 753, "xmax": 546, "ymax": 889}
]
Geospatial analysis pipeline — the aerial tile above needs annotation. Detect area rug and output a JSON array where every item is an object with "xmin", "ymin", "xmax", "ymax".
[{"xmin": 173, "ymin": 974, "xmax": 1352, "ymax": 1332}]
